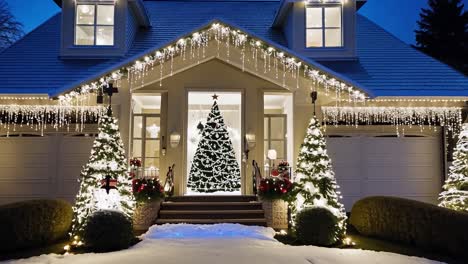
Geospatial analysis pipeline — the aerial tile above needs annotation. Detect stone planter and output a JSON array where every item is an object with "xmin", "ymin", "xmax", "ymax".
[
  {"xmin": 133, "ymin": 199, "xmax": 162, "ymax": 231},
  {"xmin": 261, "ymin": 198, "xmax": 289, "ymax": 230}
]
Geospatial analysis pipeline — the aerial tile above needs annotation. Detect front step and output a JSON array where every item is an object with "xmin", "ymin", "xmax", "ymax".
[
  {"xmin": 165, "ymin": 195, "xmax": 257, "ymax": 203},
  {"xmin": 161, "ymin": 201, "xmax": 263, "ymax": 211},
  {"xmin": 159, "ymin": 210, "xmax": 265, "ymax": 219},
  {"xmin": 156, "ymin": 195, "xmax": 267, "ymax": 227},
  {"xmin": 155, "ymin": 218, "xmax": 267, "ymax": 226}
]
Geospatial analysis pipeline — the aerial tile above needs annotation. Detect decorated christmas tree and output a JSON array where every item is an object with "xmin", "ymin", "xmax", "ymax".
[
  {"xmin": 187, "ymin": 95, "xmax": 241, "ymax": 193},
  {"xmin": 439, "ymin": 123, "xmax": 468, "ymax": 212},
  {"xmin": 71, "ymin": 108, "xmax": 134, "ymax": 240},
  {"xmin": 293, "ymin": 116, "xmax": 347, "ymax": 241}
]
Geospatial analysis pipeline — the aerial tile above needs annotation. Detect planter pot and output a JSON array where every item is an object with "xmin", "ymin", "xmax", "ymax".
[
  {"xmin": 133, "ymin": 199, "xmax": 162, "ymax": 231},
  {"xmin": 261, "ymin": 198, "xmax": 289, "ymax": 230}
]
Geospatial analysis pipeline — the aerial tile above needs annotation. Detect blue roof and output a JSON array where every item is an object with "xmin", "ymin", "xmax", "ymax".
[{"xmin": 0, "ymin": 0, "xmax": 466, "ymax": 97}]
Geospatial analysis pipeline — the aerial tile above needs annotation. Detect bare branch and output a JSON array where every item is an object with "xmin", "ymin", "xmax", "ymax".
[{"xmin": 0, "ymin": 0, "xmax": 24, "ymax": 49}]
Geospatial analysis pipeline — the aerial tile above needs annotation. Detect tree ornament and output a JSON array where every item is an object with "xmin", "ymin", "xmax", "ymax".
[
  {"xmin": 439, "ymin": 123, "xmax": 468, "ymax": 212},
  {"xmin": 187, "ymin": 100, "xmax": 241, "ymax": 193},
  {"xmin": 292, "ymin": 116, "xmax": 347, "ymax": 242}
]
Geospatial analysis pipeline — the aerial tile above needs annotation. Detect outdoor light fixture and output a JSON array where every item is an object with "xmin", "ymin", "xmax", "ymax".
[
  {"xmin": 245, "ymin": 133, "xmax": 256, "ymax": 149},
  {"xmin": 170, "ymin": 132, "xmax": 181, "ymax": 148},
  {"xmin": 267, "ymin": 149, "xmax": 277, "ymax": 160}
]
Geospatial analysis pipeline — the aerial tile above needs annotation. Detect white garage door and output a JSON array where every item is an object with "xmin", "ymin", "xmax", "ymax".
[
  {"xmin": 327, "ymin": 134, "xmax": 443, "ymax": 211},
  {"xmin": 0, "ymin": 134, "xmax": 94, "ymax": 205}
]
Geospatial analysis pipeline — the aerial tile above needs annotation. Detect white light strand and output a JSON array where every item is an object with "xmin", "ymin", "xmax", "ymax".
[
  {"xmin": 322, "ymin": 106, "xmax": 463, "ymax": 135},
  {"xmin": 58, "ymin": 22, "xmax": 367, "ymax": 104},
  {"xmin": 0, "ymin": 105, "xmax": 106, "ymax": 135}
]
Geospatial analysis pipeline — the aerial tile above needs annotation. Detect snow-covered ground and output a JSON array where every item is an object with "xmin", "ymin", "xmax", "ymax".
[{"xmin": 1, "ymin": 224, "xmax": 443, "ymax": 264}]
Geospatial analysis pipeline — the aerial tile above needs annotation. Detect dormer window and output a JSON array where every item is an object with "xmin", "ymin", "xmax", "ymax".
[
  {"xmin": 75, "ymin": 3, "xmax": 115, "ymax": 46},
  {"xmin": 306, "ymin": 5, "xmax": 343, "ymax": 48}
]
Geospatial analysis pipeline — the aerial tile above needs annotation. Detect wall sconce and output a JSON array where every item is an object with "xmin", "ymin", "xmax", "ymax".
[
  {"xmin": 245, "ymin": 133, "xmax": 256, "ymax": 149},
  {"xmin": 169, "ymin": 132, "xmax": 181, "ymax": 148},
  {"xmin": 267, "ymin": 149, "xmax": 277, "ymax": 160}
]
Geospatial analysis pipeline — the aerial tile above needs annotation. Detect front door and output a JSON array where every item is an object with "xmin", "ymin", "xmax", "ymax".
[{"xmin": 186, "ymin": 91, "xmax": 243, "ymax": 195}]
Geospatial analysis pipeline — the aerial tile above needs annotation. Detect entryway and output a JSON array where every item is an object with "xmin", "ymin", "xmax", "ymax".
[{"xmin": 185, "ymin": 91, "xmax": 243, "ymax": 195}]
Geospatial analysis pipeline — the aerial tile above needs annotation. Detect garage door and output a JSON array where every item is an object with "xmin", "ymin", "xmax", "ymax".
[
  {"xmin": 0, "ymin": 134, "xmax": 94, "ymax": 205},
  {"xmin": 327, "ymin": 134, "xmax": 443, "ymax": 211}
]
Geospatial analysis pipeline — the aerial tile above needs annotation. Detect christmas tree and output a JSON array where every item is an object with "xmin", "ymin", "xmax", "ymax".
[
  {"xmin": 293, "ymin": 116, "xmax": 346, "ymax": 241},
  {"xmin": 71, "ymin": 108, "xmax": 134, "ymax": 240},
  {"xmin": 439, "ymin": 123, "xmax": 468, "ymax": 212},
  {"xmin": 187, "ymin": 95, "xmax": 241, "ymax": 193}
]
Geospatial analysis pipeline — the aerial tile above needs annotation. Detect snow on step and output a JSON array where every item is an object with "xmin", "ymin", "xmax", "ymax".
[{"xmin": 155, "ymin": 218, "xmax": 268, "ymax": 226}]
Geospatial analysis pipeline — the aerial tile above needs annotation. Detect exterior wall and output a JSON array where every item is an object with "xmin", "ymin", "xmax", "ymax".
[
  {"xmin": 60, "ymin": 0, "xmax": 130, "ymax": 58},
  {"xmin": 282, "ymin": 1, "xmax": 357, "ymax": 60}
]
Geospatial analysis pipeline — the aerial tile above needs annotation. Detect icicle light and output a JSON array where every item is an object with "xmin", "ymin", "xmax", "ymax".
[
  {"xmin": 322, "ymin": 106, "xmax": 463, "ymax": 134},
  {"xmin": 57, "ymin": 22, "xmax": 368, "ymax": 104},
  {"xmin": 0, "ymin": 105, "xmax": 105, "ymax": 135}
]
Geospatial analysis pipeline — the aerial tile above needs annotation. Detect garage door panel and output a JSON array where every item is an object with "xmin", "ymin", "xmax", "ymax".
[
  {"xmin": 364, "ymin": 180, "xmax": 441, "ymax": 196},
  {"xmin": 328, "ymin": 133, "xmax": 442, "ymax": 210},
  {"xmin": 0, "ymin": 181, "xmax": 52, "ymax": 196},
  {"xmin": 0, "ymin": 135, "xmax": 95, "ymax": 205},
  {"xmin": 365, "ymin": 166, "xmax": 440, "ymax": 180},
  {"xmin": 337, "ymin": 180, "xmax": 362, "ymax": 195}
]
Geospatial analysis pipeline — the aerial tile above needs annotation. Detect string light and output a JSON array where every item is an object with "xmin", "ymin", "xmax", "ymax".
[
  {"xmin": 56, "ymin": 22, "xmax": 368, "ymax": 104},
  {"xmin": 322, "ymin": 106, "xmax": 463, "ymax": 135}
]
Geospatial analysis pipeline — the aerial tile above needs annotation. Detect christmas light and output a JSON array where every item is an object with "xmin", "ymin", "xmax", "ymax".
[
  {"xmin": 292, "ymin": 116, "xmax": 347, "ymax": 243},
  {"xmin": 56, "ymin": 22, "xmax": 367, "ymax": 105},
  {"xmin": 439, "ymin": 123, "xmax": 468, "ymax": 212},
  {"xmin": 322, "ymin": 106, "xmax": 463, "ymax": 135},
  {"xmin": 0, "ymin": 104, "xmax": 105, "ymax": 135}
]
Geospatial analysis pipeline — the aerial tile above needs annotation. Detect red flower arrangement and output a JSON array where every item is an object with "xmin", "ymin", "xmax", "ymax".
[
  {"xmin": 130, "ymin": 158, "xmax": 142, "ymax": 168},
  {"xmin": 258, "ymin": 176, "xmax": 293, "ymax": 200},
  {"xmin": 132, "ymin": 177, "xmax": 165, "ymax": 203}
]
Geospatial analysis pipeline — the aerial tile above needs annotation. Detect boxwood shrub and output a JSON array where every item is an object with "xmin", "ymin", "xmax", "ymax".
[
  {"xmin": 295, "ymin": 207, "xmax": 339, "ymax": 246},
  {"xmin": 350, "ymin": 196, "xmax": 468, "ymax": 258},
  {"xmin": 0, "ymin": 199, "xmax": 73, "ymax": 252},
  {"xmin": 84, "ymin": 210, "xmax": 134, "ymax": 252}
]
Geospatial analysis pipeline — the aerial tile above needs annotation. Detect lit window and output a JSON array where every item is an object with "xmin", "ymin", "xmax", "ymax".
[
  {"xmin": 75, "ymin": 4, "xmax": 115, "ymax": 46},
  {"xmin": 306, "ymin": 5, "xmax": 342, "ymax": 48}
]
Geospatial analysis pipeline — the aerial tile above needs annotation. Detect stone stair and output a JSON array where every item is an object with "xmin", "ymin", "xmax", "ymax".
[{"xmin": 155, "ymin": 195, "xmax": 267, "ymax": 226}]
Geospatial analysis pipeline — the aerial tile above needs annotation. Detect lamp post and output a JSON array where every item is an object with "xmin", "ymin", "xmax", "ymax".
[{"xmin": 311, "ymin": 91, "xmax": 318, "ymax": 116}]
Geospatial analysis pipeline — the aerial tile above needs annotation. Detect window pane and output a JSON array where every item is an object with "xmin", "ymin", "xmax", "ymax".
[
  {"xmin": 325, "ymin": 7, "xmax": 341, "ymax": 28},
  {"xmin": 306, "ymin": 29, "xmax": 323, "ymax": 47},
  {"xmin": 145, "ymin": 117, "xmax": 160, "ymax": 139},
  {"xmin": 145, "ymin": 140, "xmax": 160, "ymax": 158},
  {"xmin": 271, "ymin": 141, "xmax": 285, "ymax": 160},
  {"xmin": 76, "ymin": 5, "xmax": 95, "ymax": 25},
  {"xmin": 132, "ymin": 140, "xmax": 142, "ymax": 157},
  {"xmin": 133, "ymin": 116, "xmax": 143, "ymax": 138},
  {"xmin": 306, "ymin": 8, "xmax": 322, "ymax": 28},
  {"xmin": 75, "ymin": 26, "xmax": 94, "ymax": 45},
  {"xmin": 97, "ymin": 5, "xmax": 114, "ymax": 25},
  {"xmin": 96, "ymin": 26, "xmax": 114, "ymax": 45},
  {"xmin": 145, "ymin": 158, "xmax": 160, "ymax": 170},
  {"xmin": 264, "ymin": 118, "xmax": 269, "ymax": 139},
  {"xmin": 270, "ymin": 117, "xmax": 285, "ymax": 139},
  {"xmin": 325, "ymin": 28, "xmax": 342, "ymax": 47}
]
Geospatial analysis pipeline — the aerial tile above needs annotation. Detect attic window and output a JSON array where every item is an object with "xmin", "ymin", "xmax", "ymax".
[
  {"xmin": 75, "ymin": 3, "xmax": 115, "ymax": 46},
  {"xmin": 306, "ymin": 5, "xmax": 343, "ymax": 48}
]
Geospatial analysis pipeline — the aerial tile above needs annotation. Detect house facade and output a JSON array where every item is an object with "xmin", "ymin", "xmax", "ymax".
[{"xmin": 0, "ymin": 0, "xmax": 466, "ymax": 211}]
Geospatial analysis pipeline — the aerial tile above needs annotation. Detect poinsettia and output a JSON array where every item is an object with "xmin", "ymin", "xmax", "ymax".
[
  {"xmin": 258, "ymin": 177, "xmax": 293, "ymax": 200},
  {"xmin": 132, "ymin": 178, "xmax": 164, "ymax": 203}
]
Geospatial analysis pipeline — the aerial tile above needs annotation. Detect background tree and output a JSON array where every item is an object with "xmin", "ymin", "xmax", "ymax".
[
  {"xmin": 187, "ymin": 97, "xmax": 241, "ymax": 193},
  {"xmin": 415, "ymin": 0, "xmax": 468, "ymax": 75},
  {"xmin": 0, "ymin": 0, "xmax": 23, "ymax": 49}
]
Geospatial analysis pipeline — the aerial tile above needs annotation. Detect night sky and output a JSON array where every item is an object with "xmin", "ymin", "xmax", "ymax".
[{"xmin": 5, "ymin": 0, "xmax": 468, "ymax": 45}]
